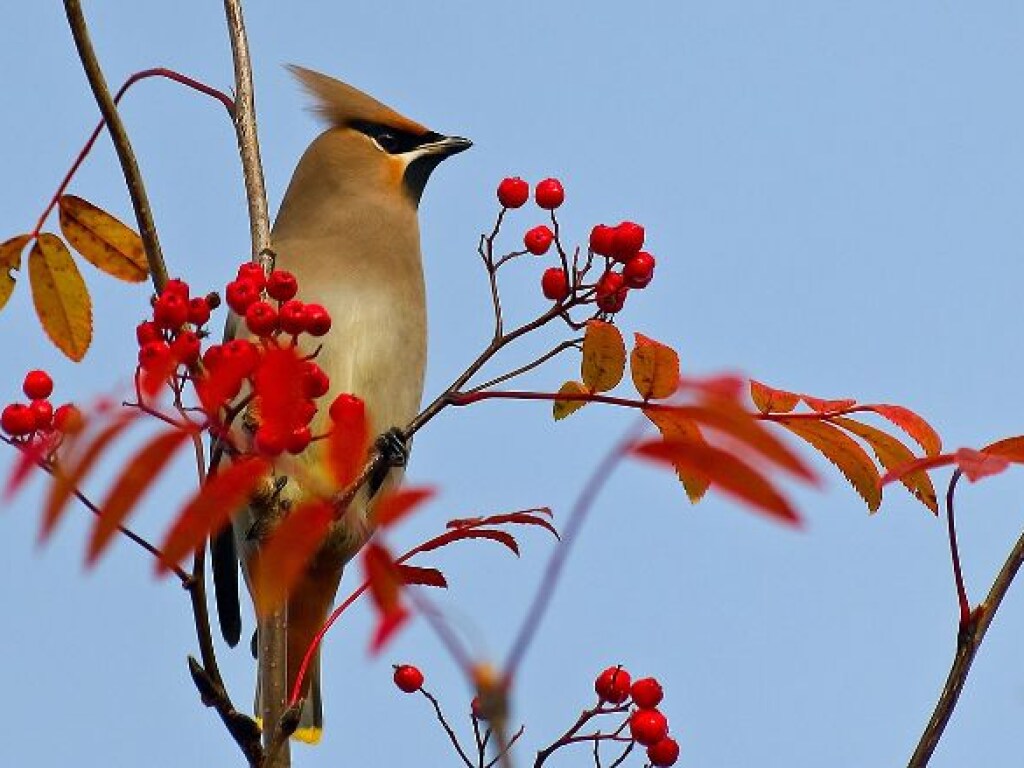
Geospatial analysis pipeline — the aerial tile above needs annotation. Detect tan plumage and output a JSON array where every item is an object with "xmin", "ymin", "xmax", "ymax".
[{"xmin": 212, "ymin": 66, "xmax": 470, "ymax": 743}]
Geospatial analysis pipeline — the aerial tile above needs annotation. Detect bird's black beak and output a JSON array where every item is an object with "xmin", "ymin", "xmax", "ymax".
[{"xmin": 420, "ymin": 134, "xmax": 473, "ymax": 159}]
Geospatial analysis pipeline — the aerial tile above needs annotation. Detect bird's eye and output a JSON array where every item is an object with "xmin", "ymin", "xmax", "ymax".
[{"xmin": 376, "ymin": 130, "xmax": 400, "ymax": 153}]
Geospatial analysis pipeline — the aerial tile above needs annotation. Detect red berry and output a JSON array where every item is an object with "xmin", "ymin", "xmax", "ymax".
[
  {"xmin": 595, "ymin": 666, "xmax": 631, "ymax": 704},
  {"xmin": 611, "ymin": 221, "xmax": 645, "ymax": 262},
  {"xmin": 393, "ymin": 664, "xmax": 424, "ymax": 693},
  {"xmin": 53, "ymin": 403, "xmax": 83, "ymax": 434},
  {"xmin": 171, "ymin": 331, "xmax": 202, "ymax": 365},
  {"xmin": 136, "ymin": 321, "xmax": 162, "ymax": 347},
  {"xmin": 187, "ymin": 297, "xmax": 211, "ymax": 327},
  {"xmin": 245, "ymin": 301, "xmax": 279, "ymax": 337},
  {"xmin": 2, "ymin": 404, "xmax": 36, "ymax": 436},
  {"xmin": 524, "ymin": 225, "xmax": 554, "ymax": 255},
  {"xmin": 302, "ymin": 361, "xmax": 331, "ymax": 398},
  {"xmin": 629, "ymin": 709, "xmax": 668, "ymax": 746},
  {"xmin": 22, "ymin": 370, "xmax": 54, "ymax": 400},
  {"xmin": 225, "ymin": 279, "xmax": 261, "ymax": 314},
  {"xmin": 302, "ymin": 303, "xmax": 332, "ymax": 337},
  {"xmin": 236, "ymin": 262, "xmax": 267, "ymax": 291},
  {"xmin": 630, "ymin": 677, "xmax": 664, "ymax": 709},
  {"xmin": 623, "ymin": 252, "xmax": 655, "ymax": 289},
  {"xmin": 138, "ymin": 341, "xmax": 174, "ymax": 373},
  {"xmin": 266, "ymin": 270, "xmax": 299, "ymax": 302},
  {"xmin": 162, "ymin": 278, "xmax": 190, "ymax": 300},
  {"xmin": 29, "ymin": 399, "xmax": 53, "ymax": 430},
  {"xmin": 535, "ymin": 178, "xmax": 565, "ymax": 209},
  {"xmin": 223, "ymin": 339, "xmax": 260, "ymax": 378},
  {"xmin": 541, "ymin": 268, "xmax": 570, "ymax": 301},
  {"xmin": 278, "ymin": 300, "xmax": 306, "ymax": 336},
  {"xmin": 203, "ymin": 344, "xmax": 225, "ymax": 371},
  {"xmin": 647, "ymin": 737, "xmax": 680, "ymax": 767},
  {"xmin": 329, "ymin": 393, "xmax": 365, "ymax": 426},
  {"xmin": 254, "ymin": 425, "xmax": 285, "ymax": 457},
  {"xmin": 286, "ymin": 425, "xmax": 312, "ymax": 454},
  {"xmin": 153, "ymin": 293, "xmax": 189, "ymax": 330},
  {"xmin": 497, "ymin": 177, "xmax": 529, "ymax": 209},
  {"xmin": 298, "ymin": 399, "xmax": 318, "ymax": 425},
  {"xmin": 589, "ymin": 224, "xmax": 616, "ymax": 256},
  {"xmin": 596, "ymin": 271, "xmax": 628, "ymax": 313}
]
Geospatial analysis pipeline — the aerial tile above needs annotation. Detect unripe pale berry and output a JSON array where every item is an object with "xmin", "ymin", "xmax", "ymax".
[
  {"xmin": 595, "ymin": 666, "xmax": 631, "ymax": 704},
  {"xmin": 524, "ymin": 225, "xmax": 555, "ymax": 255},
  {"xmin": 302, "ymin": 304, "xmax": 332, "ymax": 337},
  {"xmin": 630, "ymin": 677, "xmax": 664, "ymax": 709},
  {"xmin": 245, "ymin": 301, "xmax": 279, "ymax": 337},
  {"xmin": 647, "ymin": 737, "xmax": 680, "ymax": 767},
  {"xmin": 278, "ymin": 300, "xmax": 306, "ymax": 336},
  {"xmin": 225, "ymin": 279, "xmax": 260, "ymax": 314},
  {"xmin": 535, "ymin": 178, "xmax": 565, "ymax": 209},
  {"xmin": 393, "ymin": 664, "xmax": 424, "ymax": 693},
  {"xmin": 2, "ymin": 404, "xmax": 35, "ymax": 436},
  {"xmin": 30, "ymin": 399, "xmax": 53, "ymax": 430},
  {"xmin": 541, "ymin": 268, "xmax": 570, "ymax": 301},
  {"xmin": 589, "ymin": 224, "xmax": 616, "ymax": 257},
  {"xmin": 610, "ymin": 221, "xmax": 645, "ymax": 262},
  {"xmin": 623, "ymin": 252, "xmax": 655, "ymax": 289},
  {"xmin": 497, "ymin": 177, "xmax": 529, "ymax": 209},
  {"xmin": 23, "ymin": 370, "xmax": 54, "ymax": 400},
  {"xmin": 629, "ymin": 709, "xmax": 668, "ymax": 746},
  {"xmin": 266, "ymin": 270, "xmax": 299, "ymax": 302}
]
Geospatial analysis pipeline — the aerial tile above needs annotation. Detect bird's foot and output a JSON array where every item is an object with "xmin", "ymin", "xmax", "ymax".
[{"xmin": 376, "ymin": 427, "xmax": 409, "ymax": 468}]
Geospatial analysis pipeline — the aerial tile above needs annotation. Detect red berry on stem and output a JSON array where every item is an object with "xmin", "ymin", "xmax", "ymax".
[
  {"xmin": 393, "ymin": 664, "xmax": 424, "ymax": 693},
  {"xmin": 630, "ymin": 709, "xmax": 669, "ymax": 746},
  {"xmin": 596, "ymin": 271, "xmax": 628, "ymax": 313},
  {"xmin": 172, "ymin": 331, "xmax": 202, "ymax": 365},
  {"xmin": 630, "ymin": 677, "xmax": 664, "ymax": 709},
  {"xmin": 1, "ymin": 404, "xmax": 36, "ymax": 436},
  {"xmin": 153, "ymin": 293, "xmax": 189, "ymax": 330},
  {"xmin": 589, "ymin": 224, "xmax": 616, "ymax": 256},
  {"xmin": 236, "ymin": 262, "xmax": 267, "ymax": 291},
  {"xmin": 278, "ymin": 300, "xmax": 306, "ymax": 336},
  {"xmin": 136, "ymin": 321, "xmax": 162, "ymax": 347},
  {"xmin": 225, "ymin": 279, "xmax": 260, "ymax": 314},
  {"xmin": 329, "ymin": 393, "xmax": 364, "ymax": 426},
  {"xmin": 298, "ymin": 399, "xmax": 318, "ymax": 425},
  {"xmin": 53, "ymin": 404, "xmax": 83, "ymax": 434},
  {"xmin": 162, "ymin": 278, "xmax": 190, "ymax": 300},
  {"xmin": 223, "ymin": 339, "xmax": 260, "ymax": 378},
  {"xmin": 254, "ymin": 425, "xmax": 286, "ymax": 457},
  {"xmin": 524, "ymin": 225, "xmax": 554, "ymax": 255},
  {"xmin": 541, "ymin": 268, "xmax": 570, "ymax": 301},
  {"xmin": 497, "ymin": 177, "xmax": 530, "ymax": 208},
  {"xmin": 302, "ymin": 303, "xmax": 332, "ymax": 337},
  {"xmin": 245, "ymin": 301, "xmax": 279, "ymax": 337},
  {"xmin": 595, "ymin": 666, "xmax": 631, "ymax": 704},
  {"xmin": 30, "ymin": 399, "xmax": 53, "ymax": 430},
  {"xmin": 611, "ymin": 221, "xmax": 645, "ymax": 262},
  {"xmin": 623, "ymin": 252, "xmax": 656, "ymax": 289},
  {"xmin": 647, "ymin": 737, "xmax": 680, "ymax": 766},
  {"xmin": 302, "ymin": 361, "xmax": 331, "ymax": 398},
  {"xmin": 286, "ymin": 425, "xmax": 312, "ymax": 454},
  {"xmin": 23, "ymin": 370, "xmax": 54, "ymax": 400},
  {"xmin": 187, "ymin": 297, "xmax": 211, "ymax": 327},
  {"xmin": 138, "ymin": 341, "xmax": 173, "ymax": 373},
  {"xmin": 266, "ymin": 269, "xmax": 299, "ymax": 302},
  {"xmin": 535, "ymin": 178, "xmax": 565, "ymax": 209}
]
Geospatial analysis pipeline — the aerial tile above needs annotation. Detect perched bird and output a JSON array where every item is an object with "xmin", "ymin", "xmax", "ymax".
[{"xmin": 212, "ymin": 66, "xmax": 471, "ymax": 744}]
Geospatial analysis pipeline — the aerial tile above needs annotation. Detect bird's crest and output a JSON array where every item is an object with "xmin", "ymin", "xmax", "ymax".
[{"xmin": 287, "ymin": 65, "xmax": 428, "ymax": 136}]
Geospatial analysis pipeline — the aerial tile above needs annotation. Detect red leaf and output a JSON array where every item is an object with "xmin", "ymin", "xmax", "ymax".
[
  {"xmin": 679, "ymin": 374, "xmax": 745, "ymax": 400},
  {"xmin": 251, "ymin": 500, "xmax": 334, "ymax": 617},
  {"xmin": 474, "ymin": 511, "xmax": 560, "ymax": 539},
  {"xmin": 880, "ymin": 454, "xmax": 957, "ymax": 487},
  {"xmin": 634, "ymin": 439, "xmax": 802, "ymax": 526},
  {"xmin": 364, "ymin": 542, "xmax": 404, "ymax": 612},
  {"xmin": 955, "ymin": 447, "xmax": 1009, "ymax": 482},
  {"xmin": 374, "ymin": 486, "xmax": 435, "ymax": 529},
  {"xmin": 863, "ymin": 405, "xmax": 942, "ymax": 457},
  {"xmin": 326, "ymin": 393, "xmax": 369, "ymax": 490},
  {"xmin": 982, "ymin": 436, "xmax": 1024, "ymax": 462},
  {"xmin": 644, "ymin": 407, "xmax": 710, "ymax": 502},
  {"xmin": 370, "ymin": 605, "xmax": 410, "ymax": 654},
  {"xmin": 749, "ymin": 380, "xmax": 800, "ymax": 414},
  {"xmin": 398, "ymin": 564, "xmax": 448, "ymax": 588},
  {"xmin": 87, "ymin": 428, "xmax": 191, "ymax": 565},
  {"xmin": 5, "ymin": 431, "xmax": 62, "ymax": 500},
  {"xmin": 802, "ymin": 395, "xmax": 857, "ymax": 413},
  {"xmin": 253, "ymin": 346, "xmax": 305, "ymax": 437},
  {"xmin": 196, "ymin": 361, "xmax": 247, "ymax": 421},
  {"xmin": 156, "ymin": 457, "xmax": 269, "ymax": 575},
  {"xmin": 418, "ymin": 528, "xmax": 521, "ymax": 556}
]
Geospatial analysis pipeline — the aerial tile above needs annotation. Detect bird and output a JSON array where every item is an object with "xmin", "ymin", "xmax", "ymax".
[{"xmin": 211, "ymin": 65, "xmax": 471, "ymax": 744}]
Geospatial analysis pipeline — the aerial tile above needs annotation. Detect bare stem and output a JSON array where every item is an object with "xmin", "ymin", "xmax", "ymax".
[
  {"xmin": 944, "ymin": 469, "xmax": 970, "ymax": 625},
  {"xmin": 420, "ymin": 687, "xmax": 474, "ymax": 768}
]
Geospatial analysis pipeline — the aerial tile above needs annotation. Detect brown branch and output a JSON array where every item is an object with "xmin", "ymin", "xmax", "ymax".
[
  {"xmin": 62, "ymin": 0, "xmax": 168, "ymax": 292},
  {"xmin": 907, "ymin": 526, "xmax": 1024, "ymax": 765},
  {"xmin": 420, "ymin": 687, "xmax": 474, "ymax": 768}
]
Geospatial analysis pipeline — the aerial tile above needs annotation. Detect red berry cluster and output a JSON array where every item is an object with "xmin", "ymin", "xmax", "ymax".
[
  {"xmin": 136, "ymin": 278, "xmax": 216, "ymax": 376},
  {"xmin": 1, "ymin": 370, "xmax": 81, "ymax": 440},
  {"xmin": 594, "ymin": 666, "xmax": 679, "ymax": 766},
  {"xmin": 226, "ymin": 263, "xmax": 332, "ymax": 340}
]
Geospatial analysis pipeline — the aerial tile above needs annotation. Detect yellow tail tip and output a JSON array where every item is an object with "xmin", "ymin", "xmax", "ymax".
[{"xmin": 254, "ymin": 718, "xmax": 322, "ymax": 745}]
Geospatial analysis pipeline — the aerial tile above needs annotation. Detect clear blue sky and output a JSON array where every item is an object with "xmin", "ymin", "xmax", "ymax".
[{"xmin": 2, "ymin": 3, "xmax": 1024, "ymax": 766}]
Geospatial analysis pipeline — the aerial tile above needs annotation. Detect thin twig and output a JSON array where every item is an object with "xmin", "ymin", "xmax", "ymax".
[
  {"xmin": 485, "ymin": 725, "xmax": 524, "ymax": 768},
  {"xmin": 420, "ymin": 688, "xmax": 474, "ymax": 768},
  {"xmin": 62, "ymin": 0, "xmax": 168, "ymax": 291},
  {"xmin": 944, "ymin": 469, "xmax": 970, "ymax": 625},
  {"xmin": 466, "ymin": 339, "xmax": 582, "ymax": 394}
]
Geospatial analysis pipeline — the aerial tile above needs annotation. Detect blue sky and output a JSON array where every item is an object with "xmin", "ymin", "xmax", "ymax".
[{"xmin": 2, "ymin": 3, "xmax": 1024, "ymax": 766}]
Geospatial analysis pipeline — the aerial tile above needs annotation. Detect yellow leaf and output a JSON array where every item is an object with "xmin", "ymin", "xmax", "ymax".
[
  {"xmin": 581, "ymin": 320, "xmax": 625, "ymax": 392},
  {"xmin": 29, "ymin": 234, "xmax": 93, "ymax": 361},
  {"xmin": 58, "ymin": 195, "xmax": 147, "ymax": 282},
  {"xmin": 831, "ymin": 417, "xmax": 938, "ymax": 514},
  {"xmin": 779, "ymin": 418, "xmax": 881, "ymax": 511},
  {"xmin": 0, "ymin": 234, "xmax": 31, "ymax": 312},
  {"xmin": 553, "ymin": 380, "xmax": 589, "ymax": 420},
  {"xmin": 630, "ymin": 333, "xmax": 680, "ymax": 400},
  {"xmin": 644, "ymin": 408, "xmax": 710, "ymax": 502}
]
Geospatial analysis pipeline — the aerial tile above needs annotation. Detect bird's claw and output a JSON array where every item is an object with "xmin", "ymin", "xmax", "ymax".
[{"xmin": 376, "ymin": 428, "xmax": 409, "ymax": 469}]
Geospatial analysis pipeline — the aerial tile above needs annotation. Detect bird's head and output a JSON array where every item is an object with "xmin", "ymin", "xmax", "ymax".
[{"xmin": 288, "ymin": 65, "xmax": 471, "ymax": 206}]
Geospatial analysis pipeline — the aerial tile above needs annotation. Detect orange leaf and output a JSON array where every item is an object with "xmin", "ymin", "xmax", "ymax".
[
  {"xmin": 156, "ymin": 457, "xmax": 269, "ymax": 575},
  {"xmin": 982, "ymin": 436, "xmax": 1024, "ymax": 462},
  {"xmin": 29, "ymin": 233, "xmax": 92, "ymax": 361},
  {"xmin": 253, "ymin": 346, "xmax": 305, "ymax": 438},
  {"xmin": 41, "ymin": 411, "xmax": 135, "ymax": 541},
  {"xmin": 0, "ymin": 233, "xmax": 30, "ymax": 311},
  {"xmin": 864, "ymin": 405, "xmax": 942, "ymax": 457},
  {"xmin": 778, "ymin": 418, "xmax": 881, "ymax": 512},
  {"xmin": 831, "ymin": 417, "xmax": 937, "ymax": 514},
  {"xmin": 749, "ymin": 380, "xmax": 800, "ymax": 414},
  {"xmin": 326, "ymin": 393, "xmax": 369, "ymax": 489},
  {"xmin": 398, "ymin": 564, "xmax": 448, "ymax": 588},
  {"xmin": 634, "ymin": 438, "xmax": 801, "ymax": 526},
  {"xmin": 955, "ymin": 447, "xmax": 1009, "ymax": 482},
  {"xmin": 802, "ymin": 395, "xmax": 857, "ymax": 413},
  {"xmin": 251, "ymin": 500, "xmax": 334, "ymax": 617},
  {"xmin": 581, "ymin": 320, "xmax": 625, "ymax": 392},
  {"xmin": 644, "ymin": 407, "xmax": 710, "ymax": 502},
  {"xmin": 880, "ymin": 454, "xmax": 957, "ymax": 487},
  {"xmin": 87, "ymin": 428, "xmax": 191, "ymax": 565},
  {"xmin": 5, "ymin": 432, "xmax": 61, "ymax": 501},
  {"xmin": 553, "ymin": 380, "xmax": 590, "ymax": 421},
  {"xmin": 374, "ymin": 486, "xmax": 435, "ymax": 528},
  {"xmin": 630, "ymin": 333, "xmax": 680, "ymax": 400},
  {"xmin": 58, "ymin": 195, "xmax": 147, "ymax": 282}
]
